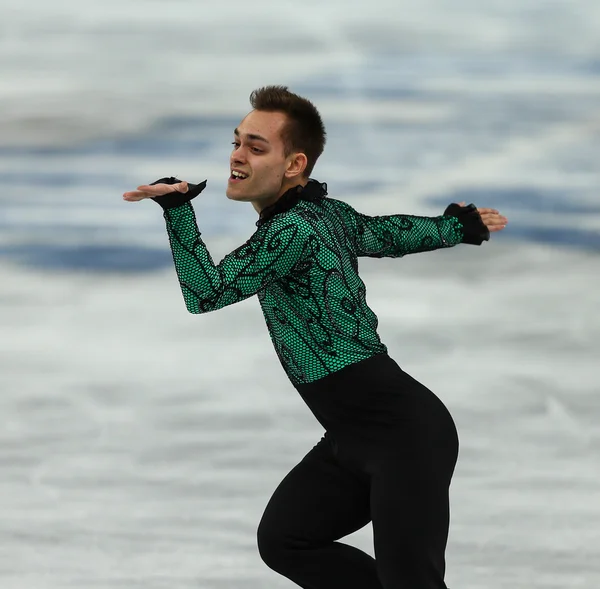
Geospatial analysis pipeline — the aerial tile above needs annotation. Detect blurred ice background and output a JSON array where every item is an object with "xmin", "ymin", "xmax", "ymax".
[{"xmin": 1, "ymin": 0, "xmax": 599, "ymax": 587}]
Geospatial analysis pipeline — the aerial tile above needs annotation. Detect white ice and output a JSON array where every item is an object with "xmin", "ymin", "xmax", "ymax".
[{"xmin": 0, "ymin": 1, "xmax": 599, "ymax": 588}]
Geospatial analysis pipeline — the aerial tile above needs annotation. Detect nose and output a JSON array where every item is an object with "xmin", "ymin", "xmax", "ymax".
[{"xmin": 231, "ymin": 144, "xmax": 246, "ymax": 165}]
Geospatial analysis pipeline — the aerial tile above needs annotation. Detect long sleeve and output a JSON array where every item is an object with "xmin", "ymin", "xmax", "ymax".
[
  {"xmin": 163, "ymin": 203, "xmax": 310, "ymax": 314},
  {"xmin": 326, "ymin": 198, "xmax": 465, "ymax": 258},
  {"xmin": 353, "ymin": 212, "xmax": 464, "ymax": 258}
]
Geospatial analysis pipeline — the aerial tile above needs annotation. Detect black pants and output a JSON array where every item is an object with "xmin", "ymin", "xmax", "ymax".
[{"xmin": 257, "ymin": 353, "xmax": 459, "ymax": 588}]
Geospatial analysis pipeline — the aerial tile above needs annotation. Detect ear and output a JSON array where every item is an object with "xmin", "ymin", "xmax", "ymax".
[{"xmin": 284, "ymin": 152, "xmax": 308, "ymax": 179}]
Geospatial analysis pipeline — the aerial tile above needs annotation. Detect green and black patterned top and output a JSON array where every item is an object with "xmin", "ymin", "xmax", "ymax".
[{"xmin": 151, "ymin": 178, "xmax": 489, "ymax": 386}]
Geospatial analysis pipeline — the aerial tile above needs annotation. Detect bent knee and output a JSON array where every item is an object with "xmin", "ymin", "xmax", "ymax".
[
  {"xmin": 257, "ymin": 520, "xmax": 311, "ymax": 570},
  {"xmin": 256, "ymin": 520, "xmax": 285, "ymax": 568}
]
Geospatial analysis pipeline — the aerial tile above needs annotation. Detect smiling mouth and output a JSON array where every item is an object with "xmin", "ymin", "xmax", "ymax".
[{"xmin": 230, "ymin": 170, "xmax": 249, "ymax": 181}]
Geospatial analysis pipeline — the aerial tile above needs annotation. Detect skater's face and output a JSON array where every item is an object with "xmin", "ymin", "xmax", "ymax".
[{"xmin": 226, "ymin": 109, "xmax": 308, "ymax": 213}]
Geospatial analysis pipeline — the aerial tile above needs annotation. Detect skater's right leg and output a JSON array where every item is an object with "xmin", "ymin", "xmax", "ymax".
[{"xmin": 257, "ymin": 434, "xmax": 382, "ymax": 589}]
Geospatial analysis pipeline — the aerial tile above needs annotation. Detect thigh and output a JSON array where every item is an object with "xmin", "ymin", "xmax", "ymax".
[
  {"xmin": 257, "ymin": 434, "xmax": 371, "ymax": 549},
  {"xmin": 370, "ymin": 443, "xmax": 457, "ymax": 589}
]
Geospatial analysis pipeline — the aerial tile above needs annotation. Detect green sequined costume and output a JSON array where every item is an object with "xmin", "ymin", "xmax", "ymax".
[{"xmin": 152, "ymin": 178, "xmax": 486, "ymax": 386}]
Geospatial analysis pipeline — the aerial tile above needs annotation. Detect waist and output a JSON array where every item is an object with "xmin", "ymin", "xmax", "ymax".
[
  {"xmin": 294, "ymin": 352, "xmax": 399, "ymax": 395},
  {"xmin": 294, "ymin": 352, "xmax": 449, "ymax": 432}
]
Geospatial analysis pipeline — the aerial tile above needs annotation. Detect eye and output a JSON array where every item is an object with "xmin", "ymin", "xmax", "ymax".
[{"xmin": 231, "ymin": 142, "xmax": 263, "ymax": 154}]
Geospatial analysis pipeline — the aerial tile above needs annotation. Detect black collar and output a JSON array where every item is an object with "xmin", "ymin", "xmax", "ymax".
[{"xmin": 256, "ymin": 179, "xmax": 328, "ymax": 227}]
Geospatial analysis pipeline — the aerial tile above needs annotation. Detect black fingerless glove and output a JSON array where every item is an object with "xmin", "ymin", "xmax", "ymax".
[
  {"xmin": 149, "ymin": 176, "xmax": 207, "ymax": 210},
  {"xmin": 444, "ymin": 203, "xmax": 490, "ymax": 245}
]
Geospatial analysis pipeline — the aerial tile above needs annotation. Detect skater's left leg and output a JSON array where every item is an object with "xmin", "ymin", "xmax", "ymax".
[{"xmin": 370, "ymin": 425, "xmax": 459, "ymax": 589}]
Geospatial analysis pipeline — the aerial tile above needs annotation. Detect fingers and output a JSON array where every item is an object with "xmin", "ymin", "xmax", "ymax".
[
  {"xmin": 123, "ymin": 190, "xmax": 154, "ymax": 201},
  {"xmin": 122, "ymin": 181, "xmax": 187, "ymax": 202},
  {"xmin": 123, "ymin": 190, "xmax": 152, "ymax": 201},
  {"xmin": 135, "ymin": 184, "xmax": 170, "ymax": 194},
  {"xmin": 480, "ymin": 212, "xmax": 508, "ymax": 223},
  {"xmin": 137, "ymin": 181, "xmax": 187, "ymax": 195},
  {"xmin": 479, "ymin": 211, "xmax": 508, "ymax": 232},
  {"xmin": 474, "ymin": 204, "xmax": 509, "ymax": 234}
]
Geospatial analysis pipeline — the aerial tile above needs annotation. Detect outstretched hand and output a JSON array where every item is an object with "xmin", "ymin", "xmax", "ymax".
[
  {"xmin": 457, "ymin": 201, "xmax": 508, "ymax": 233},
  {"xmin": 123, "ymin": 181, "xmax": 189, "ymax": 202}
]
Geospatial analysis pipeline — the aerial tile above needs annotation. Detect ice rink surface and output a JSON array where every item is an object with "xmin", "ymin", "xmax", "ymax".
[{"xmin": 1, "ymin": 1, "xmax": 599, "ymax": 587}]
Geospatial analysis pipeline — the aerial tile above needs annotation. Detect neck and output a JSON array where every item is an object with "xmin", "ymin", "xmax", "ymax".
[
  {"xmin": 255, "ymin": 178, "xmax": 328, "ymax": 228},
  {"xmin": 253, "ymin": 177, "xmax": 309, "ymax": 214},
  {"xmin": 278, "ymin": 177, "xmax": 309, "ymax": 198}
]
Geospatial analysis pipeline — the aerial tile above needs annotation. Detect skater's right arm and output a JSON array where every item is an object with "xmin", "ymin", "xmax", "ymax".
[{"xmin": 123, "ymin": 178, "xmax": 312, "ymax": 314}]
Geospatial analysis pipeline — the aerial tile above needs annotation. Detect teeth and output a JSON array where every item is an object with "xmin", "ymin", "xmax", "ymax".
[{"xmin": 232, "ymin": 171, "xmax": 248, "ymax": 179}]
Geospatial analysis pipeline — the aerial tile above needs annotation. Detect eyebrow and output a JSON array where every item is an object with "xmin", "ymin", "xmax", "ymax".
[{"xmin": 233, "ymin": 128, "xmax": 270, "ymax": 144}]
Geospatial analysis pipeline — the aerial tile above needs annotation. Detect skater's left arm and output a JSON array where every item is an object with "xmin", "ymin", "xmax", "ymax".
[{"xmin": 328, "ymin": 198, "xmax": 507, "ymax": 258}]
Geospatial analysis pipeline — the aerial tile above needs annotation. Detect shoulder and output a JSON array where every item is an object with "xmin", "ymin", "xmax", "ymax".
[
  {"xmin": 321, "ymin": 196, "xmax": 359, "ymax": 215},
  {"xmin": 251, "ymin": 209, "xmax": 315, "ymax": 247}
]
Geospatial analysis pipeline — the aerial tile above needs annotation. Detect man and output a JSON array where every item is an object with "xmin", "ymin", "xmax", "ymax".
[{"xmin": 123, "ymin": 85, "xmax": 507, "ymax": 588}]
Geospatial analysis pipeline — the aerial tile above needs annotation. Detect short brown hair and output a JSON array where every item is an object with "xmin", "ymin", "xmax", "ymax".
[{"xmin": 249, "ymin": 85, "xmax": 326, "ymax": 177}]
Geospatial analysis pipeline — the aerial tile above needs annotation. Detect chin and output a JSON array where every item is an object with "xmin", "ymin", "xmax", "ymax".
[
  {"xmin": 226, "ymin": 189, "xmax": 244, "ymax": 201},
  {"xmin": 227, "ymin": 181, "xmax": 259, "ymax": 201}
]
